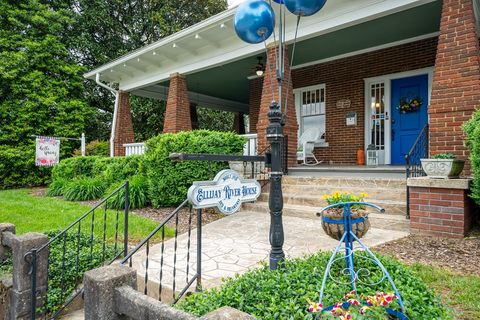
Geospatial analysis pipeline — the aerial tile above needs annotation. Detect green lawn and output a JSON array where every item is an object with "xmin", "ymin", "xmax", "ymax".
[
  {"xmin": 0, "ymin": 188, "xmax": 165, "ymax": 243},
  {"xmin": 412, "ymin": 264, "xmax": 480, "ymax": 320}
]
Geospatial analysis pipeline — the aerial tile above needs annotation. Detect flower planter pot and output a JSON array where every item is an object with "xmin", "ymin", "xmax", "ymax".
[
  {"xmin": 320, "ymin": 209, "xmax": 370, "ymax": 240},
  {"xmin": 420, "ymin": 159, "xmax": 465, "ymax": 179}
]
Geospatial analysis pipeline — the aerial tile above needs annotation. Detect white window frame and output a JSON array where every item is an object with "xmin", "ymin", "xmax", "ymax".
[
  {"xmin": 364, "ymin": 67, "xmax": 434, "ymax": 165},
  {"xmin": 293, "ymin": 84, "xmax": 327, "ymax": 145}
]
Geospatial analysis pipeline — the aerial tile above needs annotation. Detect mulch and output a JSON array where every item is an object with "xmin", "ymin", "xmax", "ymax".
[
  {"xmin": 373, "ymin": 231, "xmax": 480, "ymax": 276},
  {"xmin": 131, "ymin": 206, "xmax": 224, "ymax": 234}
]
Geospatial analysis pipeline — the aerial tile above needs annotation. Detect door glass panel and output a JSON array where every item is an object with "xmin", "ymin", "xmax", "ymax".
[{"xmin": 369, "ymin": 83, "xmax": 385, "ymax": 151}]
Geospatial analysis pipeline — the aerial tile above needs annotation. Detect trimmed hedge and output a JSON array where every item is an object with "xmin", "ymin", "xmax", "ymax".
[
  {"xmin": 464, "ymin": 109, "xmax": 480, "ymax": 204},
  {"xmin": 178, "ymin": 252, "xmax": 449, "ymax": 319},
  {"xmin": 48, "ymin": 131, "xmax": 245, "ymax": 207},
  {"xmin": 0, "ymin": 145, "xmax": 52, "ymax": 189},
  {"xmin": 73, "ymin": 140, "xmax": 109, "ymax": 156},
  {"xmin": 144, "ymin": 130, "xmax": 245, "ymax": 207}
]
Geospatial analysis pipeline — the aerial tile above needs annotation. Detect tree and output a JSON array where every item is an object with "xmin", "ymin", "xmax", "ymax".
[
  {"xmin": 0, "ymin": 0, "xmax": 91, "ymax": 187},
  {"xmin": 62, "ymin": 0, "xmax": 229, "ymax": 140}
]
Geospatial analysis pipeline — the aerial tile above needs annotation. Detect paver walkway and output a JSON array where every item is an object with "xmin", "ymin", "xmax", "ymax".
[
  {"xmin": 63, "ymin": 209, "xmax": 409, "ymax": 319},
  {"xmin": 129, "ymin": 210, "xmax": 409, "ymax": 297}
]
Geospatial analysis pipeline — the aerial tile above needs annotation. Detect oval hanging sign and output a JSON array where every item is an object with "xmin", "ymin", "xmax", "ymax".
[{"xmin": 187, "ymin": 170, "xmax": 261, "ymax": 215}]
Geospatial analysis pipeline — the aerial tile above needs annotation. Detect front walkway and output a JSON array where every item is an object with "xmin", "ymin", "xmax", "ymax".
[{"xmin": 130, "ymin": 209, "xmax": 409, "ymax": 296}]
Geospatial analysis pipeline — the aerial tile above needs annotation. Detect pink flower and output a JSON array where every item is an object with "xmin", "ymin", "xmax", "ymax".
[
  {"xmin": 339, "ymin": 312, "xmax": 351, "ymax": 320},
  {"xmin": 331, "ymin": 303, "xmax": 343, "ymax": 316},
  {"xmin": 307, "ymin": 302, "xmax": 322, "ymax": 313},
  {"xmin": 343, "ymin": 290, "xmax": 356, "ymax": 299},
  {"xmin": 347, "ymin": 299, "xmax": 360, "ymax": 306}
]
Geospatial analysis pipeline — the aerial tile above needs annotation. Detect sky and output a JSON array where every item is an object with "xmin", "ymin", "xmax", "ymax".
[{"xmin": 228, "ymin": 0, "xmax": 244, "ymax": 7}]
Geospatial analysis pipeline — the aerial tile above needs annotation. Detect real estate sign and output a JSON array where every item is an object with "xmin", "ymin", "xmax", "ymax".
[
  {"xmin": 35, "ymin": 136, "xmax": 60, "ymax": 166},
  {"xmin": 187, "ymin": 169, "xmax": 261, "ymax": 214}
]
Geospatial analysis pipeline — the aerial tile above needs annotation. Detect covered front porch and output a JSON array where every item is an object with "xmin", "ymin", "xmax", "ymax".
[{"xmin": 85, "ymin": 0, "xmax": 480, "ymax": 172}]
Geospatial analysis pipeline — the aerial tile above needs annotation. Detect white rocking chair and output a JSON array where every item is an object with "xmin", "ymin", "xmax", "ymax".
[{"xmin": 297, "ymin": 128, "xmax": 324, "ymax": 166}]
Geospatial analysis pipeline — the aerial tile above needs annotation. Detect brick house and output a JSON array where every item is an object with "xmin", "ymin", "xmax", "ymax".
[
  {"xmin": 85, "ymin": 0, "xmax": 480, "ymax": 171},
  {"xmin": 85, "ymin": 0, "xmax": 480, "ymax": 238}
]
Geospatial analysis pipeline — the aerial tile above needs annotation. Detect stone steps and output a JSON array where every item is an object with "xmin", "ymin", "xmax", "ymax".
[{"xmin": 242, "ymin": 203, "xmax": 409, "ymax": 231}]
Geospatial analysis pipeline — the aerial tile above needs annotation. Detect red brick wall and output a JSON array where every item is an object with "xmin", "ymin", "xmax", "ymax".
[
  {"xmin": 429, "ymin": 0, "xmax": 480, "ymax": 175},
  {"xmin": 249, "ymin": 77, "xmax": 263, "ymax": 133},
  {"xmin": 163, "ymin": 73, "xmax": 192, "ymax": 133},
  {"xmin": 409, "ymin": 186, "xmax": 474, "ymax": 238},
  {"xmin": 257, "ymin": 44, "xmax": 298, "ymax": 167},
  {"xmin": 113, "ymin": 91, "xmax": 135, "ymax": 156},
  {"xmin": 291, "ymin": 37, "xmax": 438, "ymax": 164}
]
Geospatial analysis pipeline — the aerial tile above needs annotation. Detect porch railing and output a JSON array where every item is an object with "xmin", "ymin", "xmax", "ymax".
[
  {"xmin": 120, "ymin": 200, "xmax": 201, "ymax": 304},
  {"xmin": 405, "ymin": 124, "xmax": 429, "ymax": 218},
  {"xmin": 241, "ymin": 133, "xmax": 258, "ymax": 156},
  {"xmin": 124, "ymin": 143, "xmax": 146, "ymax": 156}
]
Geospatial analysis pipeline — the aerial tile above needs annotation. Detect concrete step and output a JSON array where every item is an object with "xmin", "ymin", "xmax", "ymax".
[
  {"xmin": 244, "ymin": 199, "xmax": 407, "ymax": 218},
  {"xmin": 257, "ymin": 193, "xmax": 406, "ymax": 209},
  {"xmin": 288, "ymin": 166, "xmax": 406, "ymax": 179},
  {"xmin": 282, "ymin": 175, "xmax": 406, "ymax": 188},
  {"xmin": 277, "ymin": 187, "xmax": 406, "ymax": 202},
  {"xmin": 241, "ymin": 203, "xmax": 409, "ymax": 231}
]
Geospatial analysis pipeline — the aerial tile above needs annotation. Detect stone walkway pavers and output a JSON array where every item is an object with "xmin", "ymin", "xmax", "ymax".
[{"xmin": 129, "ymin": 210, "xmax": 409, "ymax": 297}]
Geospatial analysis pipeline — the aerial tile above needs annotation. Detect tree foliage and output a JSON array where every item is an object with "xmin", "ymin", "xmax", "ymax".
[
  {"xmin": 0, "ymin": 0, "xmax": 91, "ymax": 188},
  {"xmin": 63, "ymin": 0, "xmax": 229, "ymax": 140}
]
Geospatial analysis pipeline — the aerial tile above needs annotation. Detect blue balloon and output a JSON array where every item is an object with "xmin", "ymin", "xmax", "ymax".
[
  {"xmin": 234, "ymin": 0, "xmax": 275, "ymax": 44},
  {"xmin": 284, "ymin": 0, "xmax": 327, "ymax": 17},
  {"xmin": 273, "ymin": 0, "xmax": 284, "ymax": 4}
]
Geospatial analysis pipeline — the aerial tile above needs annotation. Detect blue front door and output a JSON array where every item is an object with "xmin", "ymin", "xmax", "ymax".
[{"xmin": 390, "ymin": 75, "xmax": 428, "ymax": 165}]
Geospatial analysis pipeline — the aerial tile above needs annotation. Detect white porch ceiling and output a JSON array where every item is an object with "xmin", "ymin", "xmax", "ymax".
[{"xmin": 84, "ymin": 0, "xmax": 441, "ymax": 111}]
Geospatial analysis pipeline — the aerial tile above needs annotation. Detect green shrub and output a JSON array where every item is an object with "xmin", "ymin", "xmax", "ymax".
[
  {"xmin": 432, "ymin": 153, "xmax": 456, "ymax": 159},
  {"xmin": 97, "ymin": 155, "xmax": 144, "ymax": 184},
  {"xmin": 464, "ymin": 109, "xmax": 480, "ymax": 204},
  {"xmin": 52, "ymin": 156, "xmax": 143, "ymax": 185},
  {"xmin": 63, "ymin": 177, "xmax": 107, "ymax": 201},
  {"xmin": 144, "ymin": 130, "xmax": 245, "ymax": 207},
  {"xmin": 0, "ymin": 145, "xmax": 51, "ymax": 189},
  {"xmin": 46, "ymin": 178, "xmax": 68, "ymax": 196},
  {"xmin": 73, "ymin": 140, "xmax": 110, "ymax": 157},
  {"xmin": 105, "ymin": 175, "xmax": 148, "ymax": 209},
  {"xmin": 51, "ymin": 156, "xmax": 102, "ymax": 181},
  {"xmin": 44, "ymin": 230, "xmax": 116, "ymax": 314},
  {"xmin": 178, "ymin": 252, "xmax": 449, "ymax": 320}
]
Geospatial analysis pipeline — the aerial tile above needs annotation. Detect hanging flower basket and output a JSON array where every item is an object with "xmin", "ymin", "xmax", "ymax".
[
  {"xmin": 319, "ymin": 192, "xmax": 371, "ymax": 240},
  {"xmin": 397, "ymin": 96, "xmax": 422, "ymax": 114},
  {"xmin": 320, "ymin": 208, "xmax": 370, "ymax": 241}
]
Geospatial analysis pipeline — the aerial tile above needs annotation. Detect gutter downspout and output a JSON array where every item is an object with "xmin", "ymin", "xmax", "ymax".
[{"xmin": 95, "ymin": 73, "xmax": 119, "ymax": 157}]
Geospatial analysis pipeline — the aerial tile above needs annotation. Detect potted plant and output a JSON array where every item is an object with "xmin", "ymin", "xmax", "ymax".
[
  {"xmin": 420, "ymin": 153, "xmax": 465, "ymax": 179},
  {"xmin": 319, "ymin": 192, "xmax": 370, "ymax": 240}
]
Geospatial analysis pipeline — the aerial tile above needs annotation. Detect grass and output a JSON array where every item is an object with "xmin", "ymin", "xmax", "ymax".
[
  {"xmin": 0, "ymin": 188, "xmax": 172, "ymax": 243},
  {"xmin": 411, "ymin": 264, "xmax": 480, "ymax": 320}
]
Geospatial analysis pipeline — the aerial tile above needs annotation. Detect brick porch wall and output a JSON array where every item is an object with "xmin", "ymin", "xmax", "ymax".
[
  {"xmin": 429, "ymin": 0, "xmax": 480, "ymax": 175},
  {"xmin": 291, "ymin": 37, "xmax": 438, "ymax": 164},
  {"xmin": 257, "ymin": 44, "xmax": 298, "ymax": 167},
  {"xmin": 113, "ymin": 91, "xmax": 135, "ymax": 156},
  {"xmin": 408, "ymin": 180, "xmax": 475, "ymax": 238}
]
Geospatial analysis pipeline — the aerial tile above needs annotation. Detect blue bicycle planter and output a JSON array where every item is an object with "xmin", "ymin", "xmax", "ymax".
[{"xmin": 316, "ymin": 202, "xmax": 409, "ymax": 320}]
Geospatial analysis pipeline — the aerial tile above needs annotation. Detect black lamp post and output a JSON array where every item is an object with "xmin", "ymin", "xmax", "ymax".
[{"xmin": 234, "ymin": 0, "xmax": 327, "ymax": 270}]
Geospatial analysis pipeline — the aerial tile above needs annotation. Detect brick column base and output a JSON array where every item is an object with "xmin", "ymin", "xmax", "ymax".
[
  {"xmin": 408, "ymin": 178, "xmax": 476, "ymax": 238},
  {"xmin": 163, "ymin": 73, "xmax": 192, "ymax": 133},
  {"xmin": 113, "ymin": 91, "xmax": 135, "ymax": 156}
]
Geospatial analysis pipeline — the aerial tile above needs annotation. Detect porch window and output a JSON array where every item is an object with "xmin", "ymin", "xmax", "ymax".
[{"xmin": 297, "ymin": 85, "xmax": 326, "ymax": 139}]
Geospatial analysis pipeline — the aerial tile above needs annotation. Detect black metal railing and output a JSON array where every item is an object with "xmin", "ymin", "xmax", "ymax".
[
  {"xmin": 405, "ymin": 124, "xmax": 429, "ymax": 218},
  {"xmin": 26, "ymin": 182, "xmax": 129, "ymax": 319},
  {"xmin": 120, "ymin": 200, "xmax": 200, "ymax": 305}
]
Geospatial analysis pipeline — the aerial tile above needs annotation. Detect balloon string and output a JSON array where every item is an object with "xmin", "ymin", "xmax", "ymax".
[
  {"xmin": 268, "ymin": 0, "xmax": 277, "ymax": 46},
  {"xmin": 283, "ymin": 15, "xmax": 301, "ymax": 121}
]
